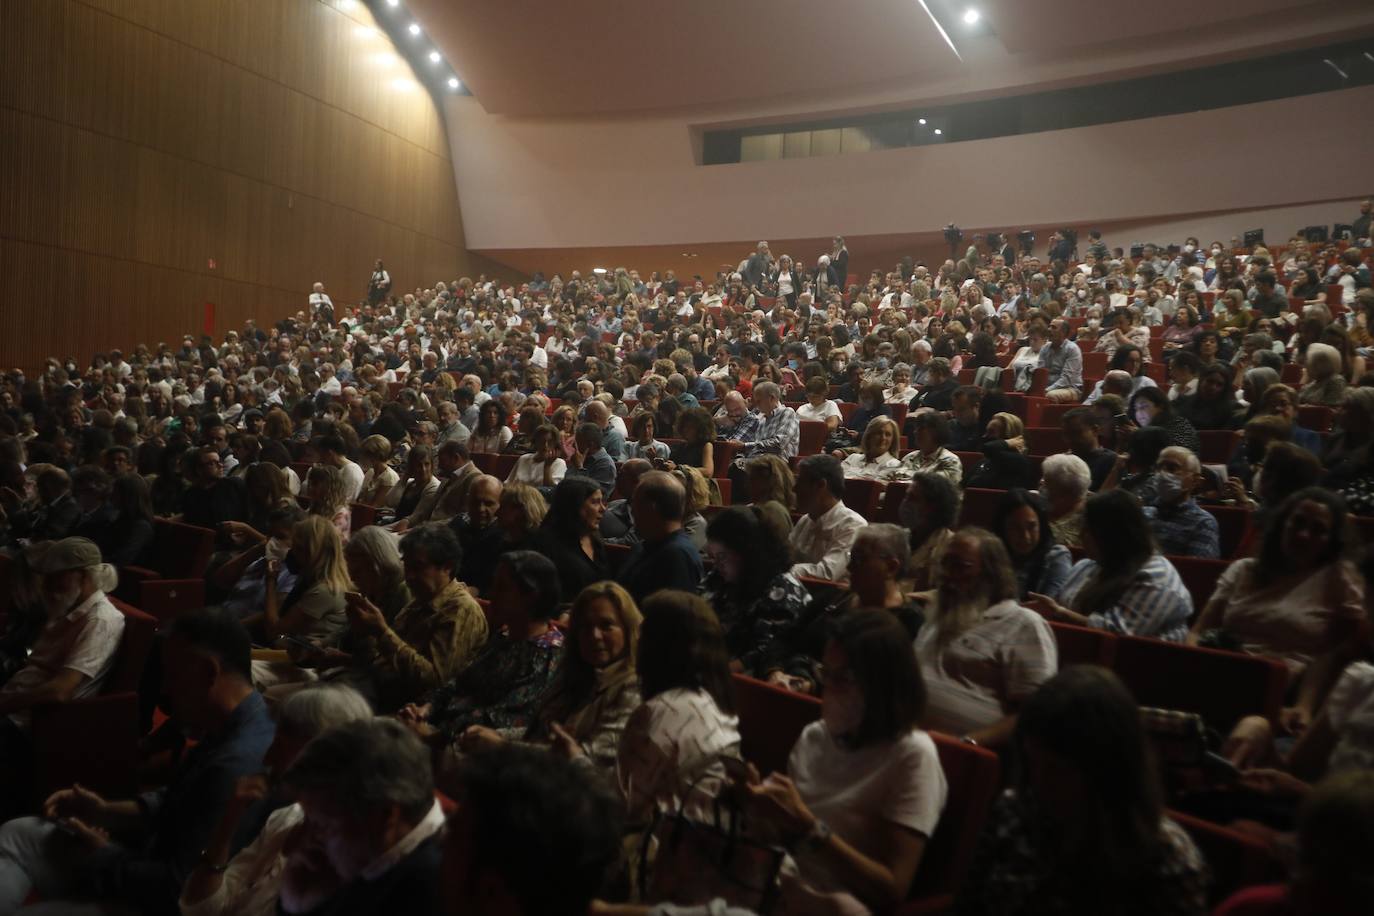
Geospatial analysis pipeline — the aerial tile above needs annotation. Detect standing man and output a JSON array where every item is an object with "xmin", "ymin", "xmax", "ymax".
[{"xmin": 308, "ymin": 282, "xmax": 334, "ymax": 326}]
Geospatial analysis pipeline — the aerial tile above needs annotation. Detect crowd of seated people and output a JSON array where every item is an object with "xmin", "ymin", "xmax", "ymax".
[{"xmin": 0, "ymin": 219, "xmax": 1370, "ymax": 913}]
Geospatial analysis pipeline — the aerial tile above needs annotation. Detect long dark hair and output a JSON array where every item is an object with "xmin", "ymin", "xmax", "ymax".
[
  {"xmin": 541, "ymin": 477, "xmax": 604, "ymax": 544},
  {"xmin": 704, "ymin": 506, "xmax": 792, "ymax": 602},
  {"xmin": 1071, "ymin": 490, "xmax": 1155, "ymax": 615},
  {"xmin": 1016, "ymin": 666, "xmax": 1166, "ymax": 907},
  {"xmin": 636, "ymin": 590, "xmax": 735, "ymax": 714},
  {"xmin": 994, "ymin": 488, "xmax": 1055, "ymax": 596},
  {"xmin": 1256, "ymin": 487, "xmax": 1354, "ymax": 587}
]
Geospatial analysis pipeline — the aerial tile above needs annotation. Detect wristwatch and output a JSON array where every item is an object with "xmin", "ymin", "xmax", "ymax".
[{"xmin": 795, "ymin": 817, "xmax": 832, "ymax": 854}]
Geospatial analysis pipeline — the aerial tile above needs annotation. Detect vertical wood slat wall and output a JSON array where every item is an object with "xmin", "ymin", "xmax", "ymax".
[{"xmin": 0, "ymin": 0, "xmax": 500, "ymax": 374}]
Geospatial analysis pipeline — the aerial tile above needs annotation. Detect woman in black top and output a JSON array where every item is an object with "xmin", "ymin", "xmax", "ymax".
[
  {"xmin": 106, "ymin": 473, "xmax": 156, "ymax": 567},
  {"xmin": 666, "ymin": 407, "xmax": 715, "ymax": 478},
  {"xmin": 1174, "ymin": 365, "xmax": 1242, "ymax": 431},
  {"xmin": 1129, "ymin": 387, "xmax": 1201, "ymax": 455},
  {"xmin": 538, "ymin": 477, "xmax": 609, "ymax": 600}
]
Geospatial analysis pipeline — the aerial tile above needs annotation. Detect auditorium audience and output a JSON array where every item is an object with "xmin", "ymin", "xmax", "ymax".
[
  {"xmin": 539, "ymin": 477, "xmax": 610, "ymax": 599},
  {"xmin": 896, "ymin": 472, "xmax": 960, "ymax": 590},
  {"xmin": 994, "ymin": 488, "xmax": 1072, "ymax": 601},
  {"xmin": 841, "ymin": 416, "xmax": 902, "ymax": 479},
  {"xmin": 789, "ymin": 455, "xmax": 867, "ymax": 582},
  {"xmin": 1039, "ymin": 453, "xmax": 1092, "ymax": 549}
]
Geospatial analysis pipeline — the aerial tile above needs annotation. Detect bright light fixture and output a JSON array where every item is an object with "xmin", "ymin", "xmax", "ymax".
[
  {"xmin": 592, "ymin": 268, "xmax": 608, "ymax": 275},
  {"xmin": 918, "ymin": 118, "xmax": 927, "ymax": 125},
  {"xmin": 408, "ymin": 22, "xmax": 421, "ymax": 35},
  {"xmin": 934, "ymin": 128, "xmax": 943, "ymax": 135},
  {"xmin": 386, "ymin": 0, "xmax": 399, "ymax": 7},
  {"xmin": 963, "ymin": 8, "xmax": 980, "ymax": 25},
  {"xmin": 448, "ymin": 77, "xmax": 460, "ymax": 89},
  {"xmin": 428, "ymin": 50, "xmax": 441, "ymax": 63}
]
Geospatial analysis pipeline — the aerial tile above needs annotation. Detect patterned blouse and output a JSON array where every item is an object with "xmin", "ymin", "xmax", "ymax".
[
  {"xmin": 617, "ymin": 687, "xmax": 741, "ymax": 827},
  {"xmin": 427, "ymin": 626, "xmax": 565, "ymax": 741},
  {"xmin": 702, "ymin": 571, "xmax": 812, "ymax": 675},
  {"xmin": 959, "ymin": 789, "xmax": 1208, "ymax": 916}
]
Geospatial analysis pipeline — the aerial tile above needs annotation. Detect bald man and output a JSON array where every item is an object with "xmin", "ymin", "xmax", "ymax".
[
  {"xmin": 450, "ymin": 474, "xmax": 505, "ymax": 594},
  {"xmin": 583, "ymin": 400, "xmax": 626, "ymax": 461},
  {"xmin": 617, "ymin": 471, "xmax": 703, "ymax": 603}
]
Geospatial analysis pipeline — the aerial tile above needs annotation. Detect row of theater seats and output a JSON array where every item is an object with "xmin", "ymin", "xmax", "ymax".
[{"xmin": 731, "ymin": 673, "xmax": 1283, "ymax": 913}]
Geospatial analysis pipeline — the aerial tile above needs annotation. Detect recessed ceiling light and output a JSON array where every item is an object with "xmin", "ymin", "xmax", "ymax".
[
  {"xmin": 592, "ymin": 267, "xmax": 608, "ymax": 275},
  {"xmin": 934, "ymin": 128, "xmax": 943, "ymax": 135},
  {"xmin": 386, "ymin": 0, "xmax": 399, "ymax": 7},
  {"xmin": 918, "ymin": 118, "xmax": 927, "ymax": 125},
  {"xmin": 963, "ymin": 8, "xmax": 980, "ymax": 25},
  {"xmin": 447, "ymin": 77, "xmax": 460, "ymax": 90},
  {"xmin": 408, "ymin": 23, "xmax": 420, "ymax": 35},
  {"xmin": 428, "ymin": 50, "xmax": 441, "ymax": 63}
]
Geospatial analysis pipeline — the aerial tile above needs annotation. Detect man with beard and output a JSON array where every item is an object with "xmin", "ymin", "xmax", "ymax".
[
  {"xmin": 0, "ymin": 539, "xmax": 125, "ymax": 779},
  {"xmin": 912, "ymin": 528, "xmax": 1057, "ymax": 749}
]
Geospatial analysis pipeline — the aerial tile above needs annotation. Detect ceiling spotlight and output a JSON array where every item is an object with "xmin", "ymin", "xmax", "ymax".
[
  {"xmin": 934, "ymin": 128, "xmax": 943, "ymax": 135},
  {"xmin": 592, "ymin": 268, "xmax": 608, "ymax": 275},
  {"xmin": 918, "ymin": 118, "xmax": 927, "ymax": 125},
  {"xmin": 386, "ymin": 0, "xmax": 399, "ymax": 6},
  {"xmin": 428, "ymin": 50, "xmax": 441, "ymax": 63},
  {"xmin": 407, "ymin": 22, "xmax": 421, "ymax": 35},
  {"xmin": 447, "ymin": 77, "xmax": 460, "ymax": 90},
  {"xmin": 963, "ymin": 9, "xmax": 980, "ymax": 25}
]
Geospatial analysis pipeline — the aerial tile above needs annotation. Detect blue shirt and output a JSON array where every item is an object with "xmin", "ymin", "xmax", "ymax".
[
  {"xmin": 568, "ymin": 447, "xmax": 617, "ymax": 498},
  {"xmin": 1037, "ymin": 339, "xmax": 1083, "ymax": 393},
  {"xmin": 85, "ymin": 691, "xmax": 275, "ymax": 914},
  {"xmin": 1143, "ymin": 500, "xmax": 1220, "ymax": 559},
  {"xmin": 618, "ymin": 528, "xmax": 704, "ymax": 604},
  {"xmin": 1059, "ymin": 555, "xmax": 1193, "ymax": 642}
]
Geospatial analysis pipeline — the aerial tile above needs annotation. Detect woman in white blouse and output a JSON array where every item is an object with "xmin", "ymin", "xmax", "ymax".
[
  {"xmin": 883, "ymin": 363, "xmax": 916, "ymax": 405},
  {"xmin": 743, "ymin": 608, "xmax": 947, "ymax": 913},
  {"xmin": 1008, "ymin": 325, "xmax": 1047, "ymax": 392},
  {"xmin": 842, "ymin": 416, "xmax": 902, "ymax": 479},
  {"xmin": 355, "ymin": 434, "xmax": 400, "ymax": 507},
  {"xmin": 505, "ymin": 425, "xmax": 566, "ymax": 490},
  {"xmin": 796, "ymin": 376, "xmax": 842, "ymax": 434},
  {"xmin": 617, "ymin": 591, "xmax": 741, "ymax": 828},
  {"xmin": 469, "ymin": 401, "xmax": 513, "ymax": 454}
]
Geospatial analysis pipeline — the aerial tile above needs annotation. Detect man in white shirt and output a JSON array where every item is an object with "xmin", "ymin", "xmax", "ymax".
[
  {"xmin": 317, "ymin": 434, "xmax": 364, "ymax": 502},
  {"xmin": 789, "ymin": 455, "xmax": 867, "ymax": 582},
  {"xmin": 308, "ymin": 282, "xmax": 334, "ymax": 323},
  {"xmin": 0, "ymin": 539, "xmax": 125, "ymax": 732}
]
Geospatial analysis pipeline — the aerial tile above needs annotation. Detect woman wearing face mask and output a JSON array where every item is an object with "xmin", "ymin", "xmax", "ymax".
[
  {"xmin": 702, "ymin": 504, "xmax": 810, "ymax": 675},
  {"xmin": 741, "ymin": 608, "xmax": 946, "ymax": 915},
  {"xmin": 214, "ymin": 504, "xmax": 305, "ymax": 620},
  {"xmin": 960, "ymin": 666, "xmax": 1207, "ymax": 916},
  {"xmin": 1026, "ymin": 490, "xmax": 1192, "ymax": 641}
]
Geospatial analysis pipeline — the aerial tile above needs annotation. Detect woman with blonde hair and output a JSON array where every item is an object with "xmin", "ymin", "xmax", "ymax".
[
  {"xmin": 497, "ymin": 482, "xmax": 548, "ymax": 552},
  {"xmin": 842, "ymin": 415, "xmax": 903, "ymax": 479},
  {"xmin": 356, "ymin": 434, "xmax": 399, "ymax": 507},
  {"xmin": 674, "ymin": 465, "xmax": 711, "ymax": 550},
  {"xmin": 304, "ymin": 463, "xmax": 352, "ymax": 543},
  {"xmin": 986, "ymin": 411, "xmax": 1026, "ymax": 453},
  {"xmin": 746, "ymin": 453, "xmax": 796, "ymax": 511},
  {"xmin": 550, "ymin": 404, "xmax": 579, "ymax": 460}
]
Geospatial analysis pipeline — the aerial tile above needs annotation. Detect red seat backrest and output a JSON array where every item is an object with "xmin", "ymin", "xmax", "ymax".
[
  {"xmin": 349, "ymin": 502, "xmax": 378, "ymax": 531},
  {"xmin": 1200, "ymin": 506, "xmax": 1251, "ymax": 559},
  {"xmin": 958, "ymin": 488, "xmax": 1007, "ymax": 530},
  {"xmin": 889, "ymin": 403, "xmax": 909, "ymax": 430},
  {"xmin": 1023, "ymin": 427, "xmax": 1066, "ymax": 456},
  {"xmin": 1197, "ymin": 430, "xmax": 1240, "ymax": 465},
  {"xmin": 106, "ymin": 598, "xmax": 158, "ymax": 695},
  {"xmin": 1036, "ymin": 403, "xmax": 1078, "ymax": 428},
  {"xmin": 908, "ymin": 732, "xmax": 1002, "ymax": 901},
  {"xmin": 1111, "ymin": 635, "xmax": 1288, "ymax": 731},
  {"xmin": 1082, "ymin": 351, "xmax": 1108, "ymax": 377},
  {"xmin": 1049, "ymin": 621, "xmax": 1118, "ymax": 668},
  {"xmin": 841, "ymin": 478, "xmax": 884, "ymax": 518},
  {"xmin": 731, "ymin": 674, "xmax": 821, "ymax": 777},
  {"xmin": 1168, "ymin": 555, "xmax": 1231, "ymax": 615},
  {"xmin": 1297, "ymin": 404, "xmax": 1333, "ymax": 432},
  {"xmin": 1168, "ymin": 810, "xmax": 1284, "ymax": 905},
  {"xmin": 798, "ymin": 420, "xmax": 829, "ymax": 457},
  {"xmin": 151, "ymin": 519, "xmax": 216, "ymax": 579}
]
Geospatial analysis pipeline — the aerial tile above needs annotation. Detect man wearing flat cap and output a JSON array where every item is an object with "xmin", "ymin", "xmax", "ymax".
[{"xmin": 0, "ymin": 538, "xmax": 124, "ymax": 733}]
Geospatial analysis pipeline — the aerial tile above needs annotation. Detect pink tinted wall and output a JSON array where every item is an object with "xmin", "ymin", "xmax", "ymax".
[{"xmin": 444, "ymin": 86, "xmax": 1374, "ymax": 256}]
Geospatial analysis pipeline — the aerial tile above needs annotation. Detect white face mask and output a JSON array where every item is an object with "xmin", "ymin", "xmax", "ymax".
[
  {"xmin": 822, "ymin": 687, "xmax": 865, "ymax": 738},
  {"xmin": 1183, "ymin": 244, "xmax": 1196, "ymax": 254},
  {"xmin": 1212, "ymin": 247, "xmax": 1223, "ymax": 255},
  {"xmin": 1154, "ymin": 470, "xmax": 1186, "ymax": 503}
]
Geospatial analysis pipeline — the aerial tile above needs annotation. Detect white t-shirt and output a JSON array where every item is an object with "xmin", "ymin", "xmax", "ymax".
[
  {"xmin": 338, "ymin": 459, "xmax": 365, "ymax": 502},
  {"xmin": 796, "ymin": 400, "xmax": 842, "ymax": 424},
  {"xmin": 915, "ymin": 600, "xmax": 1058, "ymax": 736},
  {"xmin": 506, "ymin": 453, "xmax": 567, "ymax": 487},
  {"xmin": 1324, "ymin": 661, "xmax": 1374, "ymax": 774},
  {"xmin": 788, "ymin": 724, "xmax": 948, "ymax": 894}
]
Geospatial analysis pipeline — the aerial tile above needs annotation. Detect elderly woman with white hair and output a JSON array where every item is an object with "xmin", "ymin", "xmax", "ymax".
[
  {"xmin": 179, "ymin": 684, "xmax": 374, "ymax": 916},
  {"xmin": 1039, "ymin": 453, "xmax": 1092, "ymax": 550},
  {"xmin": 1299, "ymin": 342, "xmax": 1348, "ymax": 407}
]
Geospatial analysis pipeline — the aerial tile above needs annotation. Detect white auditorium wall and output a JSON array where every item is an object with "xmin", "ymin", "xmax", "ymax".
[{"xmin": 443, "ymin": 85, "xmax": 1374, "ymax": 260}]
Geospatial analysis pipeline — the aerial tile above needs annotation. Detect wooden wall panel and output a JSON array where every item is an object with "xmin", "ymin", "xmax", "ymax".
[{"xmin": 0, "ymin": 0, "xmax": 497, "ymax": 374}]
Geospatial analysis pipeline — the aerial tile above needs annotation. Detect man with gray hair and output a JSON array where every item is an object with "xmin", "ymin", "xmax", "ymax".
[
  {"xmin": 742, "ymin": 241, "xmax": 772, "ymax": 291},
  {"xmin": 1141, "ymin": 446, "xmax": 1219, "ymax": 558},
  {"xmin": 179, "ymin": 684, "xmax": 374, "ymax": 916},
  {"xmin": 1040, "ymin": 452, "xmax": 1092, "ymax": 549},
  {"xmin": 738, "ymin": 382, "xmax": 799, "ymax": 462},
  {"xmin": 277, "ymin": 719, "xmax": 445, "ymax": 914}
]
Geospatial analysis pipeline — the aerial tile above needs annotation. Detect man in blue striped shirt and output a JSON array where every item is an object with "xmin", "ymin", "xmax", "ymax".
[{"xmin": 1142, "ymin": 447, "xmax": 1220, "ymax": 559}]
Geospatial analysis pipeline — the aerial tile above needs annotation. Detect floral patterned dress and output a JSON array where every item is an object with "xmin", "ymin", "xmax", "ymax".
[
  {"xmin": 426, "ymin": 627, "xmax": 565, "ymax": 741},
  {"xmin": 702, "ymin": 571, "xmax": 812, "ymax": 675}
]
